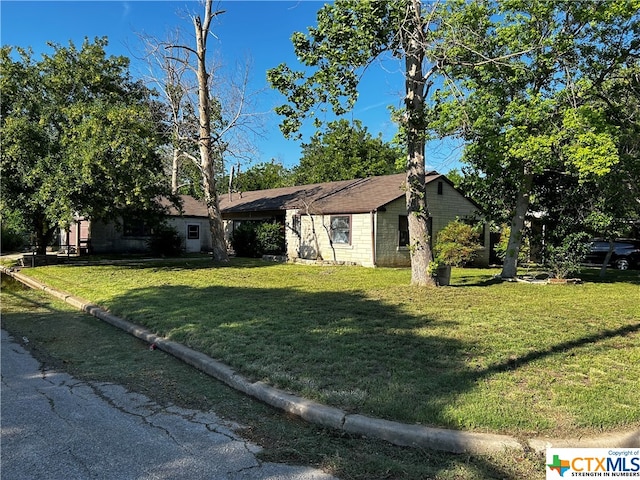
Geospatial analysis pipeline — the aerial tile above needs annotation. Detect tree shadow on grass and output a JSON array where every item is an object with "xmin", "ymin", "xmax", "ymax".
[
  {"xmin": 7, "ymin": 271, "xmax": 637, "ymax": 479},
  {"xmin": 452, "ymin": 267, "xmax": 640, "ymax": 287},
  {"xmin": 1, "ymin": 274, "xmax": 545, "ymax": 479},
  {"xmin": 1, "ymin": 273, "xmax": 68, "ymax": 313},
  {"xmin": 59, "ymin": 256, "xmax": 279, "ymax": 272},
  {"xmin": 450, "ymin": 274, "xmax": 504, "ymax": 287},
  {"xmin": 102, "ymin": 282, "xmax": 569, "ymax": 480},
  {"xmin": 482, "ymin": 323, "xmax": 640, "ymax": 378},
  {"xmin": 102, "ymin": 281, "xmax": 639, "ymax": 430},
  {"xmin": 106, "ymin": 283, "xmax": 466, "ymax": 422},
  {"xmin": 578, "ymin": 268, "xmax": 640, "ymax": 285}
]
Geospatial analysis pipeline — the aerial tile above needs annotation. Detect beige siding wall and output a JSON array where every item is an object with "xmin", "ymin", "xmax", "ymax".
[
  {"xmin": 281, "ymin": 180, "xmax": 490, "ymax": 268},
  {"xmin": 371, "ymin": 180, "xmax": 490, "ymax": 268},
  {"xmin": 285, "ymin": 210, "xmax": 300, "ymax": 260},
  {"xmin": 375, "ymin": 198, "xmax": 412, "ymax": 267},
  {"xmin": 85, "ymin": 217, "xmax": 213, "ymax": 254},
  {"xmin": 427, "ymin": 180, "xmax": 490, "ymax": 266},
  {"xmin": 287, "ymin": 211, "xmax": 375, "ymax": 266}
]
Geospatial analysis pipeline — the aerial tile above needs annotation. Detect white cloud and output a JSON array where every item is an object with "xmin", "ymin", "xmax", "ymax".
[{"xmin": 121, "ymin": 2, "xmax": 131, "ymax": 20}]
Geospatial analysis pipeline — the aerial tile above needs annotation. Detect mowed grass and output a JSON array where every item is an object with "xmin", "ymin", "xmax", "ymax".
[
  {"xmin": 0, "ymin": 275, "xmax": 544, "ymax": 480},
  {"xmin": 20, "ymin": 258, "xmax": 640, "ymax": 437}
]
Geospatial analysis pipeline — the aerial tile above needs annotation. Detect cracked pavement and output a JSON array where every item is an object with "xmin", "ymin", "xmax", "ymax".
[{"xmin": 1, "ymin": 330, "xmax": 338, "ymax": 480}]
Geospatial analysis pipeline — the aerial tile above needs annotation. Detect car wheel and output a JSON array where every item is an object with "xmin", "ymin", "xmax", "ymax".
[{"xmin": 616, "ymin": 258, "xmax": 630, "ymax": 270}]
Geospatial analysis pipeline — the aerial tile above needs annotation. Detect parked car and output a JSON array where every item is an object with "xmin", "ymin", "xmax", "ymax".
[{"xmin": 585, "ymin": 239, "xmax": 640, "ymax": 270}]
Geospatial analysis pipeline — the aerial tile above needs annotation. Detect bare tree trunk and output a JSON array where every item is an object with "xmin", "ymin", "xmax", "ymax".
[
  {"xmin": 171, "ymin": 147, "xmax": 180, "ymax": 194},
  {"xmin": 302, "ymin": 201, "xmax": 322, "ymax": 260},
  {"xmin": 33, "ymin": 214, "xmax": 56, "ymax": 255},
  {"xmin": 501, "ymin": 171, "xmax": 533, "ymax": 279},
  {"xmin": 404, "ymin": 0, "xmax": 435, "ymax": 287},
  {"xmin": 599, "ymin": 239, "xmax": 615, "ymax": 278},
  {"xmin": 194, "ymin": 0, "xmax": 228, "ymax": 262}
]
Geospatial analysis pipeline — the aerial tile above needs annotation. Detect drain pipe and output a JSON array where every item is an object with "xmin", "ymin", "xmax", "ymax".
[{"xmin": 370, "ymin": 210, "xmax": 376, "ymax": 267}]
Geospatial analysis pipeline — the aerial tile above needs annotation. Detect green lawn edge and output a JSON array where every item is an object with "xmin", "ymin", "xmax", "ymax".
[
  {"xmin": 9, "ymin": 258, "xmax": 640, "ymax": 439},
  {"xmin": 2, "ymin": 274, "xmax": 552, "ymax": 479}
]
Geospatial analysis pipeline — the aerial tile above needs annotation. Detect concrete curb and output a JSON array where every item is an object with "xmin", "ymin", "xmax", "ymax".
[{"xmin": 3, "ymin": 266, "xmax": 638, "ymax": 454}]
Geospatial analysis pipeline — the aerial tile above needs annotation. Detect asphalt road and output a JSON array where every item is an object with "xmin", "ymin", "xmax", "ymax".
[{"xmin": 0, "ymin": 329, "xmax": 337, "ymax": 480}]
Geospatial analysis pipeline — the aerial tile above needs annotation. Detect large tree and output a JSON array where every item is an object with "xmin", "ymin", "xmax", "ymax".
[
  {"xmin": 158, "ymin": 0, "xmax": 263, "ymax": 262},
  {"xmin": 187, "ymin": 0, "xmax": 229, "ymax": 262},
  {"xmin": 580, "ymin": 59, "xmax": 640, "ymax": 274},
  {"xmin": 267, "ymin": 1, "xmax": 531, "ymax": 285},
  {"xmin": 293, "ymin": 119, "xmax": 403, "ymax": 184},
  {"xmin": 1, "ymin": 38, "xmax": 170, "ymax": 254},
  {"xmin": 434, "ymin": 0, "xmax": 640, "ymax": 278},
  {"xmin": 268, "ymin": 0, "xmax": 454, "ymax": 286}
]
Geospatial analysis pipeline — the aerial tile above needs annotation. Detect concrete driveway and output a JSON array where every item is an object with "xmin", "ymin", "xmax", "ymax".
[{"xmin": 0, "ymin": 329, "xmax": 337, "ymax": 480}]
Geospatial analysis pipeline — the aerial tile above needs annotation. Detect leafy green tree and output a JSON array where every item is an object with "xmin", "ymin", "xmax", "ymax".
[
  {"xmin": 588, "ymin": 60, "xmax": 640, "ymax": 219},
  {"xmin": 579, "ymin": 60, "xmax": 640, "ymax": 275},
  {"xmin": 230, "ymin": 222, "xmax": 260, "ymax": 258},
  {"xmin": 434, "ymin": 0, "xmax": 639, "ymax": 278},
  {"xmin": 268, "ymin": 0, "xmax": 457, "ymax": 286},
  {"xmin": 235, "ymin": 160, "xmax": 294, "ymax": 192},
  {"xmin": 230, "ymin": 221, "xmax": 285, "ymax": 257},
  {"xmin": 546, "ymin": 232, "xmax": 591, "ymax": 280},
  {"xmin": 293, "ymin": 119, "xmax": 403, "ymax": 184},
  {"xmin": 0, "ymin": 205, "xmax": 28, "ymax": 252},
  {"xmin": 1, "ymin": 38, "xmax": 170, "ymax": 254},
  {"xmin": 445, "ymin": 169, "xmax": 464, "ymax": 190},
  {"xmin": 255, "ymin": 222, "xmax": 285, "ymax": 255},
  {"xmin": 494, "ymin": 225, "xmax": 530, "ymax": 265}
]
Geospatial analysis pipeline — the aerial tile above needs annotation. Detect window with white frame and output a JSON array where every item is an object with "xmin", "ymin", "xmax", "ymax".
[{"xmin": 330, "ymin": 215, "xmax": 351, "ymax": 244}]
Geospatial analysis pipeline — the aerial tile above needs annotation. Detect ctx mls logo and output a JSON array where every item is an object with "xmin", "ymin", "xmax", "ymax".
[
  {"xmin": 546, "ymin": 448, "xmax": 640, "ymax": 479},
  {"xmin": 547, "ymin": 454, "xmax": 571, "ymax": 477}
]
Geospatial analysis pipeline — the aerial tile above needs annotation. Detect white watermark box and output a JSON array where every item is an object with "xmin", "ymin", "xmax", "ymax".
[{"xmin": 547, "ymin": 448, "xmax": 640, "ymax": 478}]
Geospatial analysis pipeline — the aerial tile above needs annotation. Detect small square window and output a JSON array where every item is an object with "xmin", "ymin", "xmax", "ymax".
[
  {"xmin": 330, "ymin": 215, "xmax": 350, "ymax": 244},
  {"xmin": 187, "ymin": 224, "xmax": 200, "ymax": 240}
]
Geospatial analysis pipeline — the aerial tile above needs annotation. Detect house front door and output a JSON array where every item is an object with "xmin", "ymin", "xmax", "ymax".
[{"xmin": 185, "ymin": 224, "xmax": 201, "ymax": 253}]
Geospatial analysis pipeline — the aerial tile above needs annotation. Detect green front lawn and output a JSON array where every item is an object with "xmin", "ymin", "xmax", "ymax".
[{"xmin": 20, "ymin": 259, "xmax": 640, "ymax": 437}]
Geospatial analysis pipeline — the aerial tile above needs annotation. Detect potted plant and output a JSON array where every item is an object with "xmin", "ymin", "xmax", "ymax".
[
  {"xmin": 428, "ymin": 256, "xmax": 452, "ymax": 286},
  {"xmin": 430, "ymin": 219, "xmax": 483, "ymax": 286}
]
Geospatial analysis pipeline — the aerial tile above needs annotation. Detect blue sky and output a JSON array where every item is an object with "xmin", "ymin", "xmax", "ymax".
[{"xmin": 1, "ymin": 1, "xmax": 462, "ymax": 173}]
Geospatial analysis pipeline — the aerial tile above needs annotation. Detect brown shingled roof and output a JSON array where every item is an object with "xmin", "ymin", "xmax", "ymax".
[
  {"xmin": 159, "ymin": 195, "xmax": 209, "ymax": 217},
  {"xmin": 218, "ymin": 178, "xmax": 355, "ymax": 214},
  {"xmin": 217, "ymin": 172, "xmax": 443, "ymax": 215},
  {"xmin": 161, "ymin": 173, "xmax": 444, "ymax": 217}
]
